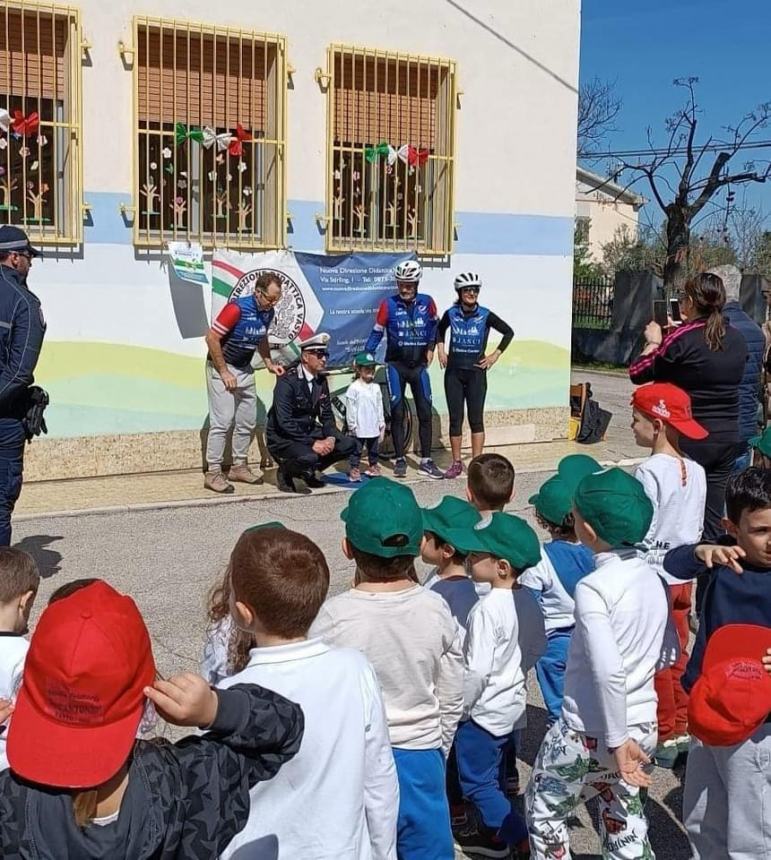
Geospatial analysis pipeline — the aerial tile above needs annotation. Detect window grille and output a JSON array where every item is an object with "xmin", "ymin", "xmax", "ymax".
[
  {"xmin": 0, "ymin": 0, "xmax": 83, "ymax": 245},
  {"xmin": 132, "ymin": 16, "xmax": 287, "ymax": 249},
  {"xmin": 322, "ymin": 44, "xmax": 456, "ymax": 255}
]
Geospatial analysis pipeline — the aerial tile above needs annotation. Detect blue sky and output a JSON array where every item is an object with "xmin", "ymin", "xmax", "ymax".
[{"xmin": 580, "ymin": 0, "xmax": 771, "ymax": 227}]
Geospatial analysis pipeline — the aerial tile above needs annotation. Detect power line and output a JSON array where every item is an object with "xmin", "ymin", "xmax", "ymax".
[{"xmin": 579, "ymin": 139, "xmax": 771, "ymax": 161}]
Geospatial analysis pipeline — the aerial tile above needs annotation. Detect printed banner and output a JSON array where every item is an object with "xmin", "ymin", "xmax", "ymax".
[
  {"xmin": 211, "ymin": 249, "xmax": 412, "ymax": 367},
  {"xmin": 167, "ymin": 241, "xmax": 208, "ymax": 286}
]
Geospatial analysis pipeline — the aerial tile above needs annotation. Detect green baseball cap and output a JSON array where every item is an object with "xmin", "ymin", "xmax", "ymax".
[
  {"xmin": 528, "ymin": 476, "xmax": 573, "ymax": 526},
  {"xmin": 422, "ymin": 496, "xmax": 480, "ymax": 546},
  {"xmin": 243, "ymin": 522, "xmax": 286, "ymax": 534},
  {"xmin": 749, "ymin": 427, "xmax": 771, "ymax": 458},
  {"xmin": 446, "ymin": 512, "xmax": 542, "ymax": 571},
  {"xmin": 354, "ymin": 351, "xmax": 377, "ymax": 367},
  {"xmin": 558, "ymin": 454, "xmax": 602, "ymax": 492},
  {"xmin": 341, "ymin": 477, "xmax": 422, "ymax": 558},
  {"xmin": 573, "ymin": 467, "xmax": 653, "ymax": 547}
]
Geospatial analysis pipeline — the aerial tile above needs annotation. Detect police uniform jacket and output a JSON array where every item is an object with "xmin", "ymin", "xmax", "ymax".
[
  {"xmin": 0, "ymin": 266, "xmax": 45, "ymax": 419},
  {"xmin": 266, "ymin": 364, "xmax": 338, "ymax": 448}
]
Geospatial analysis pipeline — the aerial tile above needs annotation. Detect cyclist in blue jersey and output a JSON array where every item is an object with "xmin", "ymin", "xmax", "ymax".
[
  {"xmin": 364, "ymin": 260, "xmax": 444, "ymax": 479},
  {"xmin": 436, "ymin": 272, "xmax": 514, "ymax": 479}
]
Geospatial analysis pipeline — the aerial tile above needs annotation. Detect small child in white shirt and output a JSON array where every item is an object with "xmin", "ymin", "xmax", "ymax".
[
  {"xmin": 526, "ymin": 467, "xmax": 669, "ymax": 860},
  {"xmin": 0, "ymin": 549, "xmax": 39, "ymax": 771},
  {"xmin": 219, "ymin": 522, "xmax": 399, "ymax": 860},
  {"xmin": 345, "ymin": 351, "xmax": 385, "ymax": 482},
  {"xmin": 631, "ymin": 381, "xmax": 707, "ymax": 768},
  {"xmin": 446, "ymin": 512, "xmax": 543, "ymax": 858}
]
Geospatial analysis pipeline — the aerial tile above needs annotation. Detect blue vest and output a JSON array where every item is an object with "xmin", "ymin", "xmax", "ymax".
[
  {"xmin": 447, "ymin": 304, "xmax": 490, "ymax": 367},
  {"xmin": 543, "ymin": 540, "xmax": 595, "ymax": 599},
  {"xmin": 221, "ymin": 295, "xmax": 274, "ymax": 369}
]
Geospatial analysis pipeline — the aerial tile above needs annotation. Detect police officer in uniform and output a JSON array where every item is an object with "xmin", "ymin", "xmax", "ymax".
[
  {"xmin": 266, "ymin": 333, "xmax": 357, "ymax": 493},
  {"xmin": 0, "ymin": 226, "xmax": 46, "ymax": 546}
]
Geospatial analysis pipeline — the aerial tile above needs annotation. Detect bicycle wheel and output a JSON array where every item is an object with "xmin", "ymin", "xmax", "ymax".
[{"xmin": 378, "ymin": 380, "xmax": 414, "ymax": 460}]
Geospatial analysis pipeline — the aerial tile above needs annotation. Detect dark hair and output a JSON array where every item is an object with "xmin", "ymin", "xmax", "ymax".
[
  {"xmin": 535, "ymin": 510, "xmax": 577, "ymax": 540},
  {"xmin": 424, "ymin": 531, "xmax": 468, "ymax": 564},
  {"xmin": 348, "ymin": 542, "xmax": 418, "ymax": 583},
  {"xmin": 726, "ymin": 467, "xmax": 771, "ymax": 523},
  {"xmin": 684, "ymin": 272, "xmax": 726, "ymax": 351},
  {"xmin": 467, "ymin": 453, "xmax": 515, "ymax": 510},
  {"xmin": 48, "ymin": 578, "xmax": 101, "ymax": 605},
  {"xmin": 255, "ymin": 272, "xmax": 282, "ymax": 294},
  {"xmin": 230, "ymin": 527, "xmax": 330, "ymax": 638},
  {"xmin": 0, "ymin": 548, "xmax": 39, "ymax": 604},
  {"xmin": 206, "ymin": 567, "xmax": 255, "ymax": 675}
]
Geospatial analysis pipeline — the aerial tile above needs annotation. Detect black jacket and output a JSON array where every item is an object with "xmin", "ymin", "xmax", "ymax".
[
  {"xmin": 629, "ymin": 318, "xmax": 747, "ymax": 443},
  {"xmin": 0, "ymin": 684, "xmax": 304, "ymax": 859},
  {"xmin": 723, "ymin": 302, "xmax": 764, "ymax": 443},
  {"xmin": 266, "ymin": 364, "xmax": 338, "ymax": 448},
  {"xmin": 0, "ymin": 266, "xmax": 46, "ymax": 418}
]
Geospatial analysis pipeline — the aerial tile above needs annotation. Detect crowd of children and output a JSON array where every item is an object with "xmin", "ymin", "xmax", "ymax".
[{"xmin": 0, "ymin": 379, "xmax": 770, "ymax": 859}]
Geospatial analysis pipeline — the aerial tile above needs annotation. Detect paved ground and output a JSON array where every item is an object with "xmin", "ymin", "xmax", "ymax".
[{"xmin": 10, "ymin": 370, "xmax": 691, "ymax": 858}]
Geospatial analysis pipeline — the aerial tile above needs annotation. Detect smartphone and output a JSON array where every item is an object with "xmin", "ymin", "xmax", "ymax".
[
  {"xmin": 670, "ymin": 298, "xmax": 682, "ymax": 323},
  {"xmin": 653, "ymin": 300, "xmax": 669, "ymax": 328}
]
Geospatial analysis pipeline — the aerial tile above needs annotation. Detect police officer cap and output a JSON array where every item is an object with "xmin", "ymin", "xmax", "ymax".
[
  {"xmin": 0, "ymin": 225, "xmax": 41, "ymax": 258},
  {"xmin": 299, "ymin": 332, "xmax": 331, "ymax": 351}
]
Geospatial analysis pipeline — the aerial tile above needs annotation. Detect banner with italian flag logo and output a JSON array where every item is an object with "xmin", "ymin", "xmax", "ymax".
[{"xmin": 211, "ymin": 249, "xmax": 412, "ymax": 368}]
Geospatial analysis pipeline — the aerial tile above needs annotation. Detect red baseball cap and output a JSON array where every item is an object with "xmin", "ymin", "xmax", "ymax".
[
  {"xmin": 688, "ymin": 624, "xmax": 771, "ymax": 747},
  {"xmin": 631, "ymin": 382, "xmax": 708, "ymax": 440},
  {"xmin": 7, "ymin": 580, "xmax": 156, "ymax": 788}
]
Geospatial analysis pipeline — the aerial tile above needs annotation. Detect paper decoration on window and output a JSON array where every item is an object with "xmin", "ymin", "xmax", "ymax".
[
  {"xmin": 12, "ymin": 111, "xmax": 39, "ymax": 137},
  {"xmin": 0, "ymin": 109, "xmax": 9, "ymax": 134},
  {"xmin": 228, "ymin": 124, "xmax": 251, "ymax": 157},
  {"xmin": 175, "ymin": 124, "xmax": 204, "ymax": 146},
  {"xmin": 26, "ymin": 182, "xmax": 49, "ymax": 223},
  {"xmin": 236, "ymin": 201, "xmax": 252, "ymax": 232},
  {"xmin": 361, "ymin": 141, "xmax": 429, "ymax": 169},
  {"xmin": 150, "ymin": 161, "xmax": 157, "ymax": 170},
  {"xmin": 18, "ymin": 146, "xmax": 30, "ymax": 158},
  {"xmin": 162, "ymin": 147, "xmax": 172, "ymax": 159},
  {"xmin": 140, "ymin": 182, "xmax": 159, "ymax": 215},
  {"xmin": 237, "ymin": 161, "xmax": 247, "ymax": 173},
  {"xmin": 0, "ymin": 175, "xmax": 17, "ymax": 209},
  {"xmin": 30, "ymin": 161, "xmax": 38, "ymax": 171},
  {"xmin": 364, "ymin": 141, "xmax": 389, "ymax": 164},
  {"xmin": 0, "ymin": 139, "xmax": 7, "ymax": 151},
  {"xmin": 202, "ymin": 127, "xmax": 233, "ymax": 152},
  {"xmin": 208, "ymin": 170, "xmax": 217, "ymax": 181},
  {"xmin": 243, "ymin": 186, "xmax": 252, "ymax": 197},
  {"xmin": 37, "ymin": 135, "xmax": 47, "ymax": 148},
  {"xmin": 171, "ymin": 196, "xmax": 186, "ymax": 227}
]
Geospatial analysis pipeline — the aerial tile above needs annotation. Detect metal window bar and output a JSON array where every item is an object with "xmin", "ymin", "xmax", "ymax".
[
  {"xmin": 0, "ymin": 0, "xmax": 82, "ymax": 245},
  {"xmin": 572, "ymin": 276, "xmax": 614, "ymax": 331},
  {"xmin": 325, "ymin": 43, "xmax": 456, "ymax": 256},
  {"xmin": 132, "ymin": 15, "xmax": 286, "ymax": 250}
]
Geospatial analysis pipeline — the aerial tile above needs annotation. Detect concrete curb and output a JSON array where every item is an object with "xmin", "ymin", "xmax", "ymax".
[{"xmin": 14, "ymin": 456, "xmax": 646, "ymax": 522}]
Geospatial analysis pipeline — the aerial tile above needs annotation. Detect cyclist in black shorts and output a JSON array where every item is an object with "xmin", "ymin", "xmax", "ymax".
[{"xmin": 436, "ymin": 272, "xmax": 514, "ymax": 479}]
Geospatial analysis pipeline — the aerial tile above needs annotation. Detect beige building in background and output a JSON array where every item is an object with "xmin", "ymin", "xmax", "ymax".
[{"xmin": 576, "ymin": 165, "xmax": 645, "ymax": 262}]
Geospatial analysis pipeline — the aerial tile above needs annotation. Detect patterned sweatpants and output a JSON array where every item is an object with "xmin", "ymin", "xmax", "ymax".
[{"xmin": 525, "ymin": 718, "xmax": 657, "ymax": 860}]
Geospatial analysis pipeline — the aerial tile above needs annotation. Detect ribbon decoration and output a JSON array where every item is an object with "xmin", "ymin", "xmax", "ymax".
[
  {"xmin": 407, "ymin": 146, "xmax": 429, "ymax": 167},
  {"xmin": 228, "ymin": 123, "xmax": 251, "ymax": 157},
  {"xmin": 201, "ymin": 126, "xmax": 233, "ymax": 152},
  {"xmin": 175, "ymin": 123, "xmax": 204, "ymax": 146},
  {"xmin": 0, "ymin": 109, "xmax": 9, "ymax": 134},
  {"xmin": 12, "ymin": 110, "xmax": 39, "ymax": 137},
  {"xmin": 364, "ymin": 141, "xmax": 390, "ymax": 164}
]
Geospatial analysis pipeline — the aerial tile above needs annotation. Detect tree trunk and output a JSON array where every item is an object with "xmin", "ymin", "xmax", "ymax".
[{"xmin": 663, "ymin": 207, "xmax": 690, "ymax": 291}]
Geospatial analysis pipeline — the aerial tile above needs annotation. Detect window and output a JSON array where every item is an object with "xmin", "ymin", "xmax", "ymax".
[
  {"xmin": 133, "ymin": 16, "xmax": 287, "ymax": 249},
  {"xmin": 323, "ymin": 45, "xmax": 456, "ymax": 255},
  {"xmin": 0, "ymin": 0, "xmax": 83, "ymax": 245},
  {"xmin": 575, "ymin": 216, "xmax": 591, "ymax": 245}
]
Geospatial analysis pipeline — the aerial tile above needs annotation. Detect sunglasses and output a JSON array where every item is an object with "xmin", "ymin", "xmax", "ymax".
[
  {"xmin": 461, "ymin": 286, "xmax": 480, "ymax": 294},
  {"xmin": 305, "ymin": 349, "xmax": 329, "ymax": 358}
]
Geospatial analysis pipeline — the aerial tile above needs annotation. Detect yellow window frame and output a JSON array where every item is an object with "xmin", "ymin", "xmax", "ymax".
[
  {"xmin": 322, "ymin": 43, "xmax": 457, "ymax": 256},
  {"xmin": 0, "ymin": 0, "xmax": 85, "ymax": 246},
  {"xmin": 128, "ymin": 15, "xmax": 288, "ymax": 251}
]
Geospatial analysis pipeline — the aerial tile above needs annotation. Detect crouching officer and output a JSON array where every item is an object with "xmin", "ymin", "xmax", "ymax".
[
  {"xmin": 0, "ymin": 226, "xmax": 46, "ymax": 546},
  {"xmin": 266, "ymin": 333, "xmax": 357, "ymax": 493}
]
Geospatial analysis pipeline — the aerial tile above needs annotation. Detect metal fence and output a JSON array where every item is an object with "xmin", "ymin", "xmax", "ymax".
[{"xmin": 572, "ymin": 276, "xmax": 614, "ymax": 330}]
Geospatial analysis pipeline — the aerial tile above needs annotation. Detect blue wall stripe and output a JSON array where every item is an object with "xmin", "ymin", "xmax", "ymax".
[{"xmin": 82, "ymin": 191, "xmax": 572, "ymax": 257}]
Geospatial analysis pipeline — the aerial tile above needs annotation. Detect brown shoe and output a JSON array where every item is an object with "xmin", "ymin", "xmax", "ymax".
[
  {"xmin": 228, "ymin": 464, "xmax": 264, "ymax": 485},
  {"xmin": 204, "ymin": 471, "xmax": 235, "ymax": 494}
]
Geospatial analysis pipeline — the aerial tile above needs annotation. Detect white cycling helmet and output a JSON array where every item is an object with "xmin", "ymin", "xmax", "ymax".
[
  {"xmin": 395, "ymin": 260, "xmax": 423, "ymax": 283},
  {"xmin": 454, "ymin": 272, "xmax": 482, "ymax": 291}
]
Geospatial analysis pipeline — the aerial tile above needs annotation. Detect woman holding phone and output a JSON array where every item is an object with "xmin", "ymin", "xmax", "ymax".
[
  {"xmin": 629, "ymin": 272, "xmax": 747, "ymax": 544},
  {"xmin": 436, "ymin": 273, "xmax": 514, "ymax": 478}
]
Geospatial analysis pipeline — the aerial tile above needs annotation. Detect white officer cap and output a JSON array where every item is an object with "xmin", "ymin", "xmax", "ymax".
[{"xmin": 299, "ymin": 332, "xmax": 331, "ymax": 351}]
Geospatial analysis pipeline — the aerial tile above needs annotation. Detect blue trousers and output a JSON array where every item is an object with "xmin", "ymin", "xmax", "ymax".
[
  {"xmin": 0, "ymin": 419, "xmax": 25, "ymax": 547},
  {"xmin": 392, "ymin": 747, "xmax": 454, "ymax": 860},
  {"xmin": 455, "ymin": 720, "xmax": 528, "ymax": 845},
  {"xmin": 535, "ymin": 627, "xmax": 573, "ymax": 724}
]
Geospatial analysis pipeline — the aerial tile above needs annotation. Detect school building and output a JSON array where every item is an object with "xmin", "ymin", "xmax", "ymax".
[{"xmin": 1, "ymin": 0, "xmax": 580, "ymax": 479}]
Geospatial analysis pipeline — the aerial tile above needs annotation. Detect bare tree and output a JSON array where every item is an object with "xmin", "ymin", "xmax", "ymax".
[
  {"xmin": 577, "ymin": 76, "xmax": 622, "ymax": 158},
  {"xmin": 613, "ymin": 78, "xmax": 771, "ymax": 288}
]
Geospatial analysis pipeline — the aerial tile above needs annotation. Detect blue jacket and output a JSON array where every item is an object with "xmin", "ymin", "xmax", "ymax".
[
  {"xmin": 365, "ymin": 293, "xmax": 438, "ymax": 367},
  {"xmin": 724, "ymin": 302, "xmax": 763, "ymax": 443},
  {"xmin": 217, "ymin": 294, "xmax": 275, "ymax": 370},
  {"xmin": 0, "ymin": 266, "xmax": 46, "ymax": 417}
]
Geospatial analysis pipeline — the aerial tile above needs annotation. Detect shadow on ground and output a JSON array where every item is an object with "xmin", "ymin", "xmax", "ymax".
[{"xmin": 14, "ymin": 534, "xmax": 63, "ymax": 578}]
